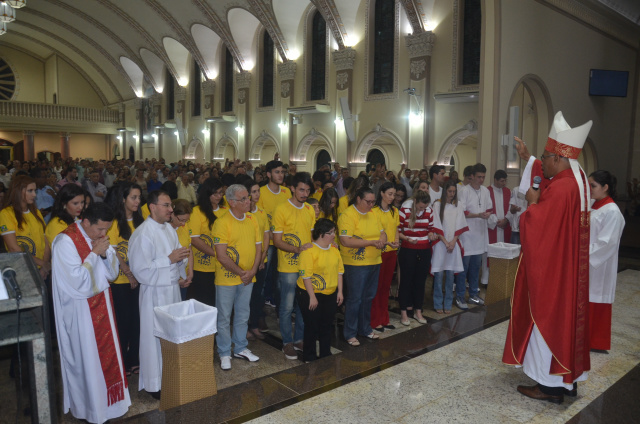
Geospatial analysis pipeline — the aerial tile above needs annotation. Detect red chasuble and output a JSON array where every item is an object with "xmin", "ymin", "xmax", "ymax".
[
  {"xmin": 502, "ymin": 168, "xmax": 590, "ymax": 384},
  {"xmin": 488, "ymin": 186, "xmax": 512, "ymax": 244}
]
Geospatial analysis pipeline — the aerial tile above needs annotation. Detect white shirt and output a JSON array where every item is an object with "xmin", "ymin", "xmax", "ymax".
[
  {"xmin": 589, "ymin": 202, "xmax": 625, "ymax": 303},
  {"xmin": 429, "ymin": 185, "xmax": 442, "ymax": 207},
  {"xmin": 508, "ymin": 185, "xmax": 528, "ymax": 232},
  {"xmin": 458, "ymin": 185, "xmax": 492, "ymax": 256}
]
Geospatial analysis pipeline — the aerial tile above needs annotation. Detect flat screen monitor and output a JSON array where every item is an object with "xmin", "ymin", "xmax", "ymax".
[{"xmin": 589, "ymin": 69, "xmax": 628, "ymax": 97}]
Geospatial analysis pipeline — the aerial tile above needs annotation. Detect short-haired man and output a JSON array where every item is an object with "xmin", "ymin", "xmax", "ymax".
[
  {"xmin": 428, "ymin": 165, "xmax": 446, "ymax": 206},
  {"xmin": 52, "ymin": 202, "xmax": 131, "ymax": 423},
  {"xmin": 271, "ymin": 172, "xmax": 315, "ymax": 359},
  {"xmin": 129, "ymin": 190, "xmax": 190, "ymax": 399},
  {"xmin": 397, "ymin": 164, "xmax": 414, "ymax": 197},
  {"xmin": 212, "ymin": 184, "xmax": 263, "ymax": 370},
  {"xmin": 488, "ymin": 170, "xmax": 512, "ymax": 246},
  {"xmin": 57, "ymin": 166, "xmax": 81, "ymax": 190},
  {"xmin": 84, "ymin": 171, "xmax": 107, "ymax": 203},
  {"xmin": 456, "ymin": 163, "xmax": 492, "ymax": 309},
  {"xmin": 257, "ymin": 160, "xmax": 292, "ymax": 316}
]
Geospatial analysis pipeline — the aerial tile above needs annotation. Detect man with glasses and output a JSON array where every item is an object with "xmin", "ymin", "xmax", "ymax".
[
  {"xmin": 212, "ymin": 184, "xmax": 263, "ymax": 370},
  {"xmin": 129, "ymin": 190, "xmax": 190, "ymax": 399},
  {"xmin": 503, "ymin": 112, "xmax": 593, "ymax": 404}
]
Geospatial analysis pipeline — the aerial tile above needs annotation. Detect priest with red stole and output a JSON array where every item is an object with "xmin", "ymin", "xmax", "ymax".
[
  {"xmin": 487, "ymin": 169, "xmax": 512, "ymax": 244},
  {"xmin": 503, "ymin": 111, "xmax": 592, "ymax": 404},
  {"xmin": 52, "ymin": 202, "xmax": 131, "ymax": 423}
]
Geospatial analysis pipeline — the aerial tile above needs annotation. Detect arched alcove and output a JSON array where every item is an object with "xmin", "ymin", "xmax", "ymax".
[
  {"xmin": 186, "ymin": 137, "xmax": 205, "ymax": 161},
  {"xmin": 214, "ymin": 134, "xmax": 238, "ymax": 160},
  {"xmin": 295, "ymin": 128, "xmax": 335, "ymax": 163},
  {"xmin": 354, "ymin": 124, "xmax": 406, "ymax": 166},
  {"xmin": 249, "ymin": 131, "xmax": 280, "ymax": 162},
  {"xmin": 437, "ymin": 120, "xmax": 478, "ymax": 171}
]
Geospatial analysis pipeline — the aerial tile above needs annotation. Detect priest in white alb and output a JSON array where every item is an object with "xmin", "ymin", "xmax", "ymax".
[
  {"xmin": 52, "ymin": 202, "xmax": 131, "ymax": 424},
  {"xmin": 129, "ymin": 189, "xmax": 190, "ymax": 399}
]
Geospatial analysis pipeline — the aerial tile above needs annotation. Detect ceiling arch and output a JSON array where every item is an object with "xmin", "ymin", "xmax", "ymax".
[
  {"xmin": 191, "ymin": 24, "xmax": 222, "ymax": 80},
  {"xmin": 227, "ymin": 8, "xmax": 262, "ymax": 71},
  {"xmin": 162, "ymin": 38, "xmax": 191, "ymax": 87},
  {"xmin": 120, "ymin": 57, "xmax": 144, "ymax": 98},
  {"xmin": 272, "ymin": 0, "xmax": 310, "ymax": 60},
  {"xmin": 140, "ymin": 49, "xmax": 166, "ymax": 94}
]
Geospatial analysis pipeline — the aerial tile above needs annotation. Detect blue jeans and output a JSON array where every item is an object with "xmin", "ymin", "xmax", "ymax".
[
  {"xmin": 456, "ymin": 254, "xmax": 481, "ymax": 299},
  {"xmin": 215, "ymin": 283, "xmax": 253, "ymax": 357},
  {"xmin": 433, "ymin": 271, "xmax": 454, "ymax": 310},
  {"xmin": 343, "ymin": 264, "xmax": 381, "ymax": 340},
  {"xmin": 278, "ymin": 272, "xmax": 304, "ymax": 345}
]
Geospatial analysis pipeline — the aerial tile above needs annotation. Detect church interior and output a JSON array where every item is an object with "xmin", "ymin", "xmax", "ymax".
[{"xmin": 0, "ymin": 0, "xmax": 639, "ymax": 423}]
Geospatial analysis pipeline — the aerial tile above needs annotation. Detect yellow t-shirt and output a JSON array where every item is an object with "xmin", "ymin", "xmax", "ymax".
[
  {"xmin": 0, "ymin": 207, "xmax": 46, "ymax": 261},
  {"xmin": 257, "ymin": 184, "xmax": 291, "ymax": 245},
  {"xmin": 337, "ymin": 195, "xmax": 349, "ymax": 215},
  {"xmin": 175, "ymin": 223, "xmax": 191, "ymax": 274},
  {"xmin": 45, "ymin": 217, "xmax": 70, "ymax": 248},
  {"xmin": 338, "ymin": 205, "xmax": 384, "ymax": 266},
  {"xmin": 373, "ymin": 206, "xmax": 400, "ymax": 253},
  {"xmin": 318, "ymin": 211, "xmax": 337, "ymax": 222},
  {"xmin": 248, "ymin": 206, "xmax": 269, "ymax": 262},
  {"xmin": 189, "ymin": 205, "xmax": 228, "ymax": 272},
  {"xmin": 297, "ymin": 243, "xmax": 344, "ymax": 295},
  {"xmin": 212, "ymin": 211, "xmax": 261, "ymax": 286},
  {"xmin": 271, "ymin": 199, "xmax": 315, "ymax": 273},
  {"xmin": 141, "ymin": 203, "xmax": 150, "ymax": 220},
  {"xmin": 310, "ymin": 189, "xmax": 323, "ymax": 201},
  {"xmin": 107, "ymin": 219, "xmax": 136, "ymax": 285}
]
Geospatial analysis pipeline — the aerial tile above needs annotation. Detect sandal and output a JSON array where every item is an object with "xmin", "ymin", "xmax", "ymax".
[
  {"xmin": 347, "ymin": 338, "xmax": 360, "ymax": 346},
  {"xmin": 436, "ymin": 309, "xmax": 444, "ymax": 314},
  {"xmin": 364, "ymin": 333, "xmax": 380, "ymax": 340},
  {"xmin": 444, "ymin": 310, "xmax": 452, "ymax": 314}
]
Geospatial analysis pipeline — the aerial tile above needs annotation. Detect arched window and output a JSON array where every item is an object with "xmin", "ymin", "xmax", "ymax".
[
  {"xmin": 372, "ymin": 0, "xmax": 395, "ymax": 94},
  {"xmin": 260, "ymin": 30, "xmax": 275, "ymax": 108},
  {"xmin": 0, "ymin": 58, "xmax": 16, "ymax": 100},
  {"xmin": 165, "ymin": 68, "xmax": 175, "ymax": 120},
  {"xmin": 316, "ymin": 149, "xmax": 331, "ymax": 171},
  {"xmin": 222, "ymin": 47, "xmax": 234, "ymax": 113},
  {"xmin": 461, "ymin": 0, "xmax": 481, "ymax": 86},
  {"xmin": 367, "ymin": 149, "xmax": 385, "ymax": 168},
  {"xmin": 192, "ymin": 59, "xmax": 202, "ymax": 117},
  {"xmin": 308, "ymin": 10, "xmax": 327, "ymax": 101}
]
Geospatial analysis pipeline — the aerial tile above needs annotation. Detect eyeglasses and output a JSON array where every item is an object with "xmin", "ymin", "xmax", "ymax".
[
  {"xmin": 154, "ymin": 202, "xmax": 173, "ymax": 209},
  {"xmin": 363, "ymin": 199, "xmax": 375, "ymax": 205},
  {"xmin": 232, "ymin": 197, "xmax": 250, "ymax": 203},
  {"xmin": 540, "ymin": 153, "xmax": 557, "ymax": 160},
  {"xmin": 173, "ymin": 215, "xmax": 188, "ymax": 224}
]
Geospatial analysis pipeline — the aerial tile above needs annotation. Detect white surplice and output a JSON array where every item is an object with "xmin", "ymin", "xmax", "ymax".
[
  {"xmin": 458, "ymin": 185, "xmax": 492, "ymax": 256},
  {"xmin": 589, "ymin": 202, "xmax": 625, "ymax": 303},
  {"xmin": 128, "ymin": 217, "xmax": 186, "ymax": 392},
  {"xmin": 52, "ymin": 225, "xmax": 131, "ymax": 424},
  {"xmin": 508, "ymin": 185, "xmax": 528, "ymax": 234},
  {"xmin": 431, "ymin": 202, "xmax": 468, "ymax": 273},
  {"xmin": 487, "ymin": 184, "xmax": 508, "ymax": 243}
]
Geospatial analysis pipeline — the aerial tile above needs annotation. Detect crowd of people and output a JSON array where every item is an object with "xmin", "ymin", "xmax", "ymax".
[{"xmin": 0, "ymin": 126, "xmax": 626, "ymax": 421}]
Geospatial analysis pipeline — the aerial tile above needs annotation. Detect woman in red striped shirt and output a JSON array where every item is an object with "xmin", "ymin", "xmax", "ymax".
[{"xmin": 397, "ymin": 190, "xmax": 436, "ymax": 325}]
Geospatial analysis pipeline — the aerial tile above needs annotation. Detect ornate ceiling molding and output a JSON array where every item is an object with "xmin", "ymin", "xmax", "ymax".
[
  {"xmin": 313, "ymin": 0, "xmax": 347, "ymax": 50},
  {"xmin": 22, "ymin": 8, "xmax": 138, "ymax": 96},
  {"xmin": 246, "ymin": 0, "xmax": 289, "ymax": 60},
  {"xmin": 399, "ymin": 0, "xmax": 427, "ymax": 33},
  {"xmin": 41, "ymin": 0, "xmax": 158, "ymax": 90},
  {"xmin": 13, "ymin": 23, "xmax": 122, "ymax": 103},
  {"xmin": 93, "ymin": 0, "xmax": 178, "ymax": 80},
  {"xmin": 193, "ymin": 0, "xmax": 246, "ymax": 69}
]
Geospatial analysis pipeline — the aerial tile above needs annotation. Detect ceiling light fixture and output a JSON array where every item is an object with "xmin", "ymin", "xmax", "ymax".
[
  {"xmin": 6, "ymin": 1, "xmax": 26, "ymax": 8},
  {"xmin": 0, "ymin": 3, "xmax": 16, "ymax": 23}
]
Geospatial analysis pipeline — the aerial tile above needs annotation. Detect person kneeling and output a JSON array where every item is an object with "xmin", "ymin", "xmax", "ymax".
[{"xmin": 295, "ymin": 218, "xmax": 344, "ymax": 361}]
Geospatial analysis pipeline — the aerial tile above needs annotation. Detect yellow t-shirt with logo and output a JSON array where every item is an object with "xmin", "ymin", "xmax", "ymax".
[
  {"xmin": 257, "ymin": 184, "xmax": 291, "ymax": 245},
  {"xmin": 45, "ymin": 217, "xmax": 70, "ymax": 248},
  {"xmin": 373, "ymin": 206, "xmax": 400, "ymax": 253},
  {"xmin": 310, "ymin": 189, "xmax": 323, "ymax": 201},
  {"xmin": 175, "ymin": 223, "xmax": 192, "ymax": 274},
  {"xmin": 107, "ymin": 219, "xmax": 136, "ymax": 285},
  {"xmin": 212, "ymin": 211, "xmax": 261, "ymax": 286},
  {"xmin": 337, "ymin": 195, "xmax": 349, "ymax": 215},
  {"xmin": 337, "ymin": 205, "xmax": 383, "ymax": 266},
  {"xmin": 271, "ymin": 200, "xmax": 315, "ymax": 273},
  {"xmin": 141, "ymin": 203, "xmax": 150, "ymax": 220},
  {"xmin": 297, "ymin": 243, "xmax": 344, "ymax": 295},
  {"xmin": 189, "ymin": 205, "xmax": 228, "ymax": 272},
  {"xmin": 0, "ymin": 207, "xmax": 46, "ymax": 261},
  {"xmin": 248, "ymin": 206, "xmax": 269, "ymax": 262}
]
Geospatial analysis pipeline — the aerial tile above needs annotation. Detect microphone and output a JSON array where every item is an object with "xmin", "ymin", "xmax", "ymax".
[
  {"xmin": 2, "ymin": 267, "xmax": 22, "ymax": 301},
  {"xmin": 532, "ymin": 176, "xmax": 542, "ymax": 191}
]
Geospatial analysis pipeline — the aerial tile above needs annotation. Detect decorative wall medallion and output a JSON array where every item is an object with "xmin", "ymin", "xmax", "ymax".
[
  {"xmin": 337, "ymin": 72, "xmax": 349, "ymax": 90},
  {"xmin": 281, "ymin": 81, "xmax": 292, "ymax": 98},
  {"xmin": 410, "ymin": 59, "xmax": 427, "ymax": 81},
  {"xmin": 238, "ymin": 88, "xmax": 248, "ymax": 104}
]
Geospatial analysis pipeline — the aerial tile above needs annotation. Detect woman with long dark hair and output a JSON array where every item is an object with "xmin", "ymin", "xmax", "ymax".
[
  {"xmin": 370, "ymin": 182, "xmax": 400, "ymax": 332},
  {"xmin": 106, "ymin": 182, "xmax": 144, "ymax": 375},
  {"xmin": 318, "ymin": 187, "xmax": 339, "ymax": 223},
  {"xmin": 187, "ymin": 177, "xmax": 227, "ymax": 306},
  {"xmin": 588, "ymin": 170, "xmax": 625, "ymax": 351},
  {"xmin": 45, "ymin": 184, "xmax": 85, "ymax": 247}
]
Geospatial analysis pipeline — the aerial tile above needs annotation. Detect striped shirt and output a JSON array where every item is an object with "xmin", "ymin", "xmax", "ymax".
[{"xmin": 399, "ymin": 205, "xmax": 434, "ymax": 249}]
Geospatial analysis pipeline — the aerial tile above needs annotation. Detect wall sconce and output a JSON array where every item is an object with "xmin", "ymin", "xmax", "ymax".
[
  {"xmin": 202, "ymin": 129, "xmax": 210, "ymax": 135},
  {"xmin": 152, "ymin": 134, "xmax": 158, "ymax": 140},
  {"xmin": 409, "ymin": 111, "xmax": 423, "ymax": 125},
  {"xmin": 116, "ymin": 135, "xmax": 122, "ymax": 141},
  {"xmin": 278, "ymin": 121, "xmax": 288, "ymax": 130},
  {"xmin": 235, "ymin": 125, "xmax": 244, "ymax": 134},
  {"xmin": 133, "ymin": 135, "xmax": 139, "ymax": 140},
  {"xmin": 334, "ymin": 117, "xmax": 343, "ymax": 125},
  {"xmin": 174, "ymin": 131, "xmax": 179, "ymax": 136}
]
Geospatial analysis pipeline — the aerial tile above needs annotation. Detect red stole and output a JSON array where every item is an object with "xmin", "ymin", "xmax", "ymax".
[
  {"xmin": 592, "ymin": 196, "xmax": 614, "ymax": 210},
  {"xmin": 502, "ymin": 168, "xmax": 590, "ymax": 384},
  {"xmin": 62, "ymin": 223, "xmax": 127, "ymax": 405},
  {"xmin": 488, "ymin": 186, "xmax": 512, "ymax": 244}
]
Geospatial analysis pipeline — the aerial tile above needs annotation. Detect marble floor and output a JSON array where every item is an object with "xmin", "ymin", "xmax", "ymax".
[{"xmin": 1, "ymin": 268, "xmax": 638, "ymax": 424}]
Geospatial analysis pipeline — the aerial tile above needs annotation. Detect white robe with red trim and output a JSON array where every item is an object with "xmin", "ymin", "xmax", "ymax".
[
  {"xmin": 52, "ymin": 225, "xmax": 130, "ymax": 424},
  {"xmin": 431, "ymin": 202, "xmax": 468, "ymax": 273}
]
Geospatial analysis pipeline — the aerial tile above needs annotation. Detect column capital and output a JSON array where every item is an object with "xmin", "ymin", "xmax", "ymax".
[
  {"xmin": 404, "ymin": 31, "xmax": 436, "ymax": 58},
  {"xmin": 277, "ymin": 61, "xmax": 297, "ymax": 80},
  {"xmin": 236, "ymin": 71, "xmax": 252, "ymax": 89},
  {"xmin": 202, "ymin": 80, "xmax": 216, "ymax": 95},
  {"xmin": 23, "ymin": 130, "xmax": 35, "ymax": 136},
  {"xmin": 60, "ymin": 132, "xmax": 71, "ymax": 138},
  {"xmin": 175, "ymin": 85, "xmax": 187, "ymax": 102},
  {"xmin": 332, "ymin": 47, "xmax": 356, "ymax": 71}
]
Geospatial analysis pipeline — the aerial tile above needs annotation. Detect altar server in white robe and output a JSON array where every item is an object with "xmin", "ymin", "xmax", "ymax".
[
  {"xmin": 52, "ymin": 202, "xmax": 131, "ymax": 424},
  {"xmin": 588, "ymin": 170, "xmax": 625, "ymax": 351},
  {"xmin": 129, "ymin": 189, "xmax": 190, "ymax": 398}
]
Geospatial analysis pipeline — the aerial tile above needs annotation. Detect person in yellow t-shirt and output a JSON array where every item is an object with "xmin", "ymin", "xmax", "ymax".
[
  {"xmin": 45, "ymin": 184, "xmax": 85, "ymax": 248},
  {"xmin": 256, "ymin": 160, "xmax": 291, "ymax": 312},
  {"xmin": 187, "ymin": 177, "xmax": 227, "ymax": 306},
  {"xmin": 370, "ymin": 182, "xmax": 400, "ymax": 333},
  {"xmin": 296, "ymin": 218, "xmax": 344, "ymax": 362},
  {"xmin": 140, "ymin": 202, "xmax": 150, "ymax": 220},
  {"xmin": 0, "ymin": 175, "xmax": 50, "ymax": 279},
  {"xmin": 338, "ymin": 187, "xmax": 386, "ymax": 346},
  {"xmin": 243, "ymin": 179, "xmax": 270, "ymax": 341},
  {"xmin": 337, "ymin": 176, "xmax": 369, "ymax": 215},
  {"xmin": 106, "ymin": 182, "xmax": 144, "ymax": 375},
  {"xmin": 169, "ymin": 199, "xmax": 194, "ymax": 301},
  {"xmin": 271, "ymin": 172, "xmax": 315, "ymax": 359},
  {"xmin": 212, "ymin": 184, "xmax": 262, "ymax": 369}
]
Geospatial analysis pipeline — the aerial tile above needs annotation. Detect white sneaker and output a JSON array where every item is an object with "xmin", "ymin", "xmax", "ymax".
[
  {"xmin": 220, "ymin": 356, "xmax": 232, "ymax": 370},
  {"xmin": 234, "ymin": 349, "xmax": 260, "ymax": 362}
]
